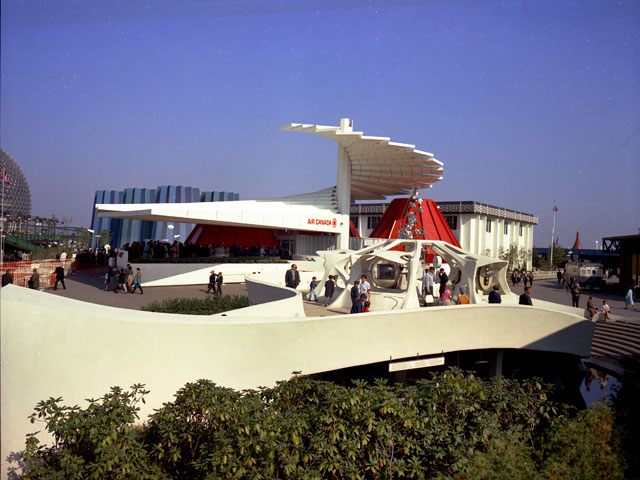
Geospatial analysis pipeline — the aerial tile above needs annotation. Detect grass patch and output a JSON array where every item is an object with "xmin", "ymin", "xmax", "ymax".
[{"xmin": 141, "ymin": 295, "xmax": 249, "ymax": 315}]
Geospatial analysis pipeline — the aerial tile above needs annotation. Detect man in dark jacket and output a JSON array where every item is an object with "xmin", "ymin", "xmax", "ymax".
[
  {"xmin": 488, "ymin": 284, "xmax": 501, "ymax": 304},
  {"xmin": 438, "ymin": 268, "xmax": 448, "ymax": 297},
  {"xmin": 54, "ymin": 265, "xmax": 66, "ymax": 290},
  {"xmin": 215, "ymin": 271, "xmax": 223, "ymax": 295},
  {"xmin": 350, "ymin": 280, "xmax": 360, "ymax": 304},
  {"xmin": 519, "ymin": 286, "xmax": 532, "ymax": 305},
  {"xmin": 285, "ymin": 264, "xmax": 300, "ymax": 289},
  {"xmin": 324, "ymin": 275, "xmax": 335, "ymax": 306},
  {"xmin": 206, "ymin": 270, "xmax": 217, "ymax": 293},
  {"xmin": 1, "ymin": 269, "xmax": 13, "ymax": 287}
]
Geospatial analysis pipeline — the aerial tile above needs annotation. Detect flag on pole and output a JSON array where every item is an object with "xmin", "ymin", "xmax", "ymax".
[
  {"xmin": 1, "ymin": 169, "xmax": 9, "ymax": 185},
  {"xmin": 553, "ymin": 205, "xmax": 558, "ymax": 212}
]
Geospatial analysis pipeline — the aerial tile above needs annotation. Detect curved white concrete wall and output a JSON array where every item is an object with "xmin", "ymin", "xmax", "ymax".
[
  {"xmin": 130, "ymin": 260, "xmax": 323, "ymax": 287},
  {"xmin": 1, "ymin": 285, "xmax": 593, "ymax": 476}
]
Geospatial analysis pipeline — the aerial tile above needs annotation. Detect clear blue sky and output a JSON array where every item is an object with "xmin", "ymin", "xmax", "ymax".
[{"xmin": 1, "ymin": 0, "xmax": 638, "ymax": 248}]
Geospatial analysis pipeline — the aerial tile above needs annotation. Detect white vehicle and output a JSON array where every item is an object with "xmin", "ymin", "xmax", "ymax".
[{"xmin": 565, "ymin": 259, "xmax": 604, "ymax": 289}]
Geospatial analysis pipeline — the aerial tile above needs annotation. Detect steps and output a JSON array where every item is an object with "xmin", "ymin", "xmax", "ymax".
[{"xmin": 590, "ymin": 320, "xmax": 640, "ymax": 369}]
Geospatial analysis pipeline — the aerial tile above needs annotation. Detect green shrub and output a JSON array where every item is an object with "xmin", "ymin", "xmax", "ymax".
[
  {"xmin": 20, "ymin": 369, "xmax": 627, "ymax": 479},
  {"xmin": 141, "ymin": 295, "xmax": 249, "ymax": 315},
  {"xmin": 538, "ymin": 405, "xmax": 625, "ymax": 479},
  {"xmin": 24, "ymin": 384, "xmax": 167, "ymax": 479}
]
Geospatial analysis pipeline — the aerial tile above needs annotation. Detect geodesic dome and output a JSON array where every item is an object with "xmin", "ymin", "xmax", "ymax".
[{"xmin": 0, "ymin": 148, "xmax": 32, "ymax": 217}]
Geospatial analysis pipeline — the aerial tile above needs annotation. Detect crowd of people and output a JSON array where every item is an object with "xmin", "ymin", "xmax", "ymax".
[
  {"xmin": 103, "ymin": 263, "xmax": 143, "ymax": 294},
  {"xmin": 124, "ymin": 241, "xmax": 291, "ymax": 261}
]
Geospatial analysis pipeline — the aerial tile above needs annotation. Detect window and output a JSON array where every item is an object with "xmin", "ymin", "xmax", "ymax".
[
  {"xmin": 504, "ymin": 222, "xmax": 508, "ymax": 235},
  {"xmin": 519, "ymin": 224, "xmax": 523, "ymax": 237},
  {"xmin": 350, "ymin": 216, "xmax": 359, "ymax": 228},
  {"xmin": 367, "ymin": 216, "xmax": 381, "ymax": 230},
  {"xmin": 444, "ymin": 215, "xmax": 458, "ymax": 230},
  {"xmin": 486, "ymin": 219, "xmax": 492, "ymax": 233}
]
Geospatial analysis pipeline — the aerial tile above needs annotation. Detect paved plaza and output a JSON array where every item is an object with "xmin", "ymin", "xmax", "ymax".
[{"xmin": 42, "ymin": 267, "xmax": 640, "ymax": 322}]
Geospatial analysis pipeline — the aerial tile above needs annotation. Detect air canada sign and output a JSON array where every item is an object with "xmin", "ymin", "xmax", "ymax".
[{"xmin": 307, "ymin": 217, "xmax": 338, "ymax": 228}]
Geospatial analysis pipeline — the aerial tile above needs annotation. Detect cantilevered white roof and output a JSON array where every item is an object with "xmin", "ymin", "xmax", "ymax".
[{"xmin": 281, "ymin": 121, "xmax": 443, "ymax": 200}]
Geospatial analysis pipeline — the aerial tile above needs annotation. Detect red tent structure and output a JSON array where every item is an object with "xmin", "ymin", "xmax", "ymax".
[
  {"xmin": 571, "ymin": 230, "xmax": 583, "ymax": 250},
  {"xmin": 186, "ymin": 224, "xmax": 280, "ymax": 248},
  {"xmin": 370, "ymin": 198, "xmax": 461, "ymax": 247}
]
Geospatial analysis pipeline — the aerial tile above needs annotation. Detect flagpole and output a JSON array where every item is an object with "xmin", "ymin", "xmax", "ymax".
[{"xmin": 550, "ymin": 205, "xmax": 557, "ymax": 269}]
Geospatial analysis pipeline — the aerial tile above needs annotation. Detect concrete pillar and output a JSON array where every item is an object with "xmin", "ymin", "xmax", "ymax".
[{"xmin": 336, "ymin": 118, "xmax": 352, "ymax": 250}]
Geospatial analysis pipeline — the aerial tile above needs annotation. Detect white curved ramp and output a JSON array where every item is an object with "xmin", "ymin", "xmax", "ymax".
[{"xmin": 1, "ymin": 285, "xmax": 593, "ymax": 475}]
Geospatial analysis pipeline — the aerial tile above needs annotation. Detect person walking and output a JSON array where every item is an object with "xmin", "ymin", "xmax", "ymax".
[
  {"xmin": 104, "ymin": 268, "xmax": 113, "ymax": 291},
  {"xmin": 625, "ymin": 286, "xmax": 637, "ymax": 311},
  {"xmin": 438, "ymin": 268, "xmax": 448, "ymax": 298},
  {"xmin": 308, "ymin": 276, "xmax": 319, "ymax": 301},
  {"xmin": 324, "ymin": 275, "xmax": 335, "ymax": 306},
  {"xmin": 206, "ymin": 270, "xmax": 217, "ymax": 293},
  {"xmin": 519, "ymin": 286, "xmax": 533, "ymax": 305},
  {"xmin": 285, "ymin": 264, "xmax": 300, "ymax": 289},
  {"xmin": 132, "ymin": 268, "xmax": 143, "ymax": 294},
  {"xmin": 215, "ymin": 271, "xmax": 223, "ymax": 295},
  {"xmin": 2, "ymin": 269, "xmax": 14, "ymax": 287},
  {"xmin": 422, "ymin": 266, "xmax": 435, "ymax": 306},
  {"xmin": 54, "ymin": 265, "xmax": 66, "ymax": 290},
  {"xmin": 488, "ymin": 284, "xmax": 501, "ymax": 304},
  {"xmin": 600, "ymin": 300, "xmax": 610, "ymax": 322},
  {"xmin": 28, "ymin": 268, "xmax": 40, "ymax": 290},
  {"xmin": 570, "ymin": 282, "xmax": 581, "ymax": 308},
  {"xmin": 126, "ymin": 264, "xmax": 134, "ymax": 293},
  {"xmin": 116, "ymin": 268, "xmax": 126, "ymax": 293}
]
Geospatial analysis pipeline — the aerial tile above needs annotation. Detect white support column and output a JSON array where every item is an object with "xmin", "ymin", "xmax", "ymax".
[{"xmin": 335, "ymin": 118, "xmax": 352, "ymax": 250}]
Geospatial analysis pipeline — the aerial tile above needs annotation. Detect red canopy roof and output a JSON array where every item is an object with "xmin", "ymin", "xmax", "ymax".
[{"xmin": 369, "ymin": 198, "xmax": 461, "ymax": 247}]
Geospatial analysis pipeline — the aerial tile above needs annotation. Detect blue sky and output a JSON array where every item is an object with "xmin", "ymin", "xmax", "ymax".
[{"xmin": 1, "ymin": 0, "xmax": 638, "ymax": 248}]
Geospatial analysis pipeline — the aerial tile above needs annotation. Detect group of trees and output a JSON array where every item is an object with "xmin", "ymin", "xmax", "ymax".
[
  {"xmin": 533, "ymin": 243, "xmax": 567, "ymax": 271},
  {"xmin": 497, "ymin": 245, "xmax": 533, "ymax": 271},
  {"xmin": 20, "ymin": 368, "xmax": 634, "ymax": 479}
]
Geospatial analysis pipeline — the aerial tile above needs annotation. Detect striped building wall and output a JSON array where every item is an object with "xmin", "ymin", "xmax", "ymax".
[{"xmin": 91, "ymin": 186, "xmax": 239, "ymax": 248}]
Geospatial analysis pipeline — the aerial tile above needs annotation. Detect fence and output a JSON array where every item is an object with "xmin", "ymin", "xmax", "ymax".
[{"xmin": 2, "ymin": 259, "xmax": 75, "ymax": 290}]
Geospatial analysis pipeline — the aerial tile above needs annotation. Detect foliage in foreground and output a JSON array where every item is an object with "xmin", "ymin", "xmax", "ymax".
[
  {"xmin": 22, "ymin": 369, "xmax": 626, "ymax": 479},
  {"xmin": 140, "ymin": 295, "xmax": 249, "ymax": 315}
]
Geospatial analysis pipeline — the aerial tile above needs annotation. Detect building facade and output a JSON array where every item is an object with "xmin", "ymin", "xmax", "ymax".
[
  {"xmin": 351, "ymin": 200, "xmax": 538, "ymax": 269},
  {"xmin": 91, "ymin": 186, "xmax": 238, "ymax": 248}
]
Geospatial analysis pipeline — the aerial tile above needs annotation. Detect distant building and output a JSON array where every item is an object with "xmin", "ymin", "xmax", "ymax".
[
  {"xmin": 0, "ymin": 148, "xmax": 31, "ymax": 218},
  {"xmin": 602, "ymin": 234, "xmax": 640, "ymax": 289},
  {"xmin": 91, "ymin": 186, "xmax": 238, "ymax": 248},
  {"xmin": 351, "ymin": 200, "xmax": 538, "ymax": 269}
]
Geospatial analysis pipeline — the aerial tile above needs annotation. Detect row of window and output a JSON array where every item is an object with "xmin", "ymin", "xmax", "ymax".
[
  {"xmin": 350, "ymin": 216, "xmax": 382, "ymax": 231},
  {"xmin": 354, "ymin": 214, "xmax": 526, "ymax": 237},
  {"xmin": 444, "ymin": 215, "xmax": 524, "ymax": 237}
]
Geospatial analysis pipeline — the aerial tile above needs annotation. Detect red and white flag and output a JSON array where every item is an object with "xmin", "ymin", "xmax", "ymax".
[
  {"xmin": 1, "ymin": 169, "xmax": 9, "ymax": 185},
  {"xmin": 553, "ymin": 205, "xmax": 558, "ymax": 212}
]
